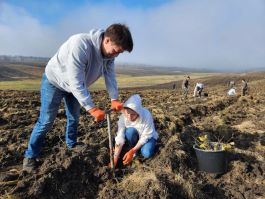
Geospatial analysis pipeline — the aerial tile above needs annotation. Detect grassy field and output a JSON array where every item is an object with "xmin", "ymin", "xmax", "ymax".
[{"xmin": 0, "ymin": 73, "xmax": 220, "ymax": 91}]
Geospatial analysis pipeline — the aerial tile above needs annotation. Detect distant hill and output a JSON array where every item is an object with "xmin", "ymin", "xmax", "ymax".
[
  {"xmin": 243, "ymin": 67, "xmax": 265, "ymax": 73},
  {"xmin": 0, "ymin": 60, "xmax": 211, "ymax": 81},
  {"xmin": 114, "ymin": 63, "xmax": 209, "ymax": 76}
]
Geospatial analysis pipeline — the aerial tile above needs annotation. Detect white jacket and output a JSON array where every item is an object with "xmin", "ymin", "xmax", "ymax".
[
  {"xmin": 194, "ymin": 83, "xmax": 205, "ymax": 95},
  {"xmin": 195, "ymin": 83, "xmax": 205, "ymax": 89},
  {"xmin": 227, "ymin": 88, "xmax": 237, "ymax": 95},
  {"xmin": 115, "ymin": 94, "xmax": 158, "ymax": 146},
  {"xmin": 45, "ymin": 29, "xmax": 118, "ymax": 111}
]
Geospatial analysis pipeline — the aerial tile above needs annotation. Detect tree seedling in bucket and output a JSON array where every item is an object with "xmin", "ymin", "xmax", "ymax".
[
  {"xmin": 193, "ymin": 133, "xmax": 235, "ymax": 174},
  {"xmin": 196, "ymin": 134, "xmax": 235, "ymax": 151}
]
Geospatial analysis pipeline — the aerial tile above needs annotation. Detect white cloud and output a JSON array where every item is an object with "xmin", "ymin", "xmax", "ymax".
[{"xmin": 0, "ymin": 0, "xmax": 265, "ymax": 71}]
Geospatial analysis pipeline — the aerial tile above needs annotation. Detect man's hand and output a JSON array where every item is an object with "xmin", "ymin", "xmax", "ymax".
[
  {"xmin": 110, "ymin": 100, "xmax": 123, "ymax": 113},
  {"xmin": 89, "ymin": 107, "xmax": 105, "ymax": 122},
  {"xmin": 123, "ymin": 148, "xmax": 136, "ymax": 165},
  {"xmin": 108, "ymin": 157, "xmax": 118, "ymax": 168}
]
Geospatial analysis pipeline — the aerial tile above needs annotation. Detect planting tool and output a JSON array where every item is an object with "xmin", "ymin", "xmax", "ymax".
[{"xmin": 105, "ymin": 108, "xmax": 116, "ymax": 170}]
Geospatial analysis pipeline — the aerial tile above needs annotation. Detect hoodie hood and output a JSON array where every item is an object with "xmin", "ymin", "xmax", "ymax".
[
  {"xmin": 122, "ymin": 94, "xmax": 143, "ymax": 119},
  {"xmin": 89, "ymin": 29, "xmax": 115, "ymax": 79},
  {"xmin": 89, "ymin": 29, "xmax": 114, "ymax": 60},
  {"xmin": 90, "ymin": 29, "xmax": 104, "ymax": 56}
]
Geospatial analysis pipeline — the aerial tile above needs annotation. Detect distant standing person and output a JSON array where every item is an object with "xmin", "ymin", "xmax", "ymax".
[
  {"xmin": 23, "ymin": 23, "xmax": 133, "ymax": 171},
  {"xmin": 227, "ymin": 81, "xmax": 230, "ymax": 87},
  {"xmin": 181, "ymin": 76, "xmax": 190, "ymax": 97},
  {"xmin": 172, "ymin": 83, "xmax": 176, "ymax": 89},
  {"xmin": 230, "ymin": 81, "xmax": 233, "ymax": 87},
  {"xmin": 193, "ymin": 83, "xmax": 205, "ymax": 98},
  {"xmin": 242, "ymin": 79, "xmax": 248, "ymax": 96}
]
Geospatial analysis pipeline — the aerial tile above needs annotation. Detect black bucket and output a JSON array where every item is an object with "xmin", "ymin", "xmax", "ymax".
[
  {"xmin": 204, "ymin": 93, "xmax": 208, "ymax": 97},
  {"xmin": 193, "ymin": 142, "xmax": 228, "ymax": 174}
]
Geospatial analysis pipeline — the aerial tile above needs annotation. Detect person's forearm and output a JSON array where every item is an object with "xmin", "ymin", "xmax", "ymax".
[
  {"xmin": 133, "ymin": 142, "xmax": 143, "ymax": 151},
  {"xmin": 114, "ymin": 144, "xmax": 123, "ymax": 157}
]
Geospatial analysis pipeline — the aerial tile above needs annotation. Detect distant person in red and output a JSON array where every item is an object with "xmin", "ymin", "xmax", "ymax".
[
  {"xmin": 181, "ymin": 76, "xmax": 190, "ymax": 97},
  {"xmin": 242, "ymin": 79, "xmax": 248, "ymax": 96},
  {"xmin": 172, "ymin": 83, "xmax": 176, "ymax": 89},
  {"xmin": 23, "ymin": 23, "xmax": 133, "ymax": 171}
]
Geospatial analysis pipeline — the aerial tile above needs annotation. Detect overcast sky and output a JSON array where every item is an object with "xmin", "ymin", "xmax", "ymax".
[{"xmin": 0, "ymin": 0, "xmax": 265, "ymax": 71}]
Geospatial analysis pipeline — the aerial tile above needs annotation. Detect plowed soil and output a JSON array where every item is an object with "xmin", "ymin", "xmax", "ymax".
[{"xmin": 1, "ymin": 73, "xmax": 265, "ymax": 199}]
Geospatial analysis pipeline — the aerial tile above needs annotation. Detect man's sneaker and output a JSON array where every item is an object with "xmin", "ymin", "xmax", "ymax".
[
  {"xmin": 68, "ymin": 143, "xmax": 87, "ymax": 152},
  {"xmin": 23, "ymin": 157, "xmax": 36, "ymax": 171}
]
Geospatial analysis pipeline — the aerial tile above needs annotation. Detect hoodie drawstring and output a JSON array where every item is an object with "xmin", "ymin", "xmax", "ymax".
[
  {"xmin": 102, "ymin": 58, "xmax": 113, "ymax": 80},
  {"xmin": 102, "ymin": 60, "xmax": 106, "ymax": 80}
]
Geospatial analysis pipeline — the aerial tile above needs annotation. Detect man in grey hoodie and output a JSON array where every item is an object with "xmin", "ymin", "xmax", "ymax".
[
  {"xmin": 23, "ymin": 23, "xmax": 133, "ymax": 171},
  {"xmin": 181, "ymin": 76, "xmax": 190, "ymax": 97},
  {"xmin": 242, "ymin": 79, "xmax": 248, "ymax": 96}
]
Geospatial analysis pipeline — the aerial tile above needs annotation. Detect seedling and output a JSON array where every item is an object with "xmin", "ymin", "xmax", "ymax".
[{"xmin": 196, "ymin": 134, "xmax": 235, "ymax": 151}]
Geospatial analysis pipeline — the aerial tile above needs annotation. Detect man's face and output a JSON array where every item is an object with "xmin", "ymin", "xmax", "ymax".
[
  {"xmin": 187, "ymin": 78, "xmax": 190, "ymax": 81},
  {"xmin": 124, "ymin": 108, "xmax": 138, "ymax": 122},
  {"xmin": 102, "ymin": 37, "xmax": 125, "ymax": 58}
]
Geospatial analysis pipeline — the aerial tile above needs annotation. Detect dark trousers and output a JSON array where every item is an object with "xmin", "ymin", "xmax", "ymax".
[
  {"xmin": 198, "ymin": 90, "xmax": 202, "ymax": 97},
  {"xmin": 242, "ymin": 89, "xmax": 246, "ymax": 96}
]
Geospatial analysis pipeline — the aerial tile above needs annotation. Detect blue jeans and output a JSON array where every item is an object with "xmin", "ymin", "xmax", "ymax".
[
  {"xmin": 125, "ymin": 127, "xmax": 156, "ymax": 158},
  {"xmin": 25, "ymin": 73, "xmax": 80, "ymax": 158}
]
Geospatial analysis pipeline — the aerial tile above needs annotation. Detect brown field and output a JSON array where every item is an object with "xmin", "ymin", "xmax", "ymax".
[{"xmin": 0, "ymin": 72, "xmax": 265, "ymax": 198}]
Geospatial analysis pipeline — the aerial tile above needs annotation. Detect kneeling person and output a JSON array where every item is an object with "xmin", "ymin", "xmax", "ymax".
[
  {"xmin": 109, "ymin": 94, "xmax": 158, "ymax": 167},
  {"xmin": 227, "ymin": 87, "xmax": 238, "ymax": 96}
]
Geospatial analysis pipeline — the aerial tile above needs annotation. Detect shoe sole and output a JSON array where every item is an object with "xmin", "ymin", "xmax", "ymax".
[{"xmin": 23, "ymin": 166, "xmax": 36, "ymax": 171}]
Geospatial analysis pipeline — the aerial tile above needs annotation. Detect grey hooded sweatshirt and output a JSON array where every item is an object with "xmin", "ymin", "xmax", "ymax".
[{"xmin": 45, "ymin": 29, "xmax": 118, "ymax": 111}]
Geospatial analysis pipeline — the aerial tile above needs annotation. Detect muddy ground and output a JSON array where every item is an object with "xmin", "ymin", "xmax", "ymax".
[{"xmin": 0, "ymin": 73, "xmax": 265, "ymax": 199}]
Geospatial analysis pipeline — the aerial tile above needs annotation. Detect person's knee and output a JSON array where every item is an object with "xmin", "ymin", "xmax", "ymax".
[
  {"xmin": 125, "ymin": 127, "xmax": 137, "ymax": 138},
  {"xmin": 66, "ymin": 111, "xmax": 80, "ymax": 121},
  {"xmin": 37, "ymin": 118, "xmax": 54, "ymax": 130},
  {"xmin": 68, "ymin": 116, "xmax": 79, "ymax": 123},
  {"xmin": 141, "ymin": 149, "xmax": 154, "ymax": 158}
]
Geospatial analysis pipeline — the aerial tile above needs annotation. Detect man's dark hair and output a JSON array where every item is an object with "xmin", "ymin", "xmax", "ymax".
[
  {"xmin": 242, "ymin": 79, "xmax": 245, "ymax": 81},
  {"xmin": 196, "ymin": 86, "xmax": 200, "ymax": 90},
  {"xmin": 104, "ymin": 23, "xmax": 133, "ymax": 52},
  {"xmin": 187, "ymin": 76, "xmax": 190, "ymax": 79}
]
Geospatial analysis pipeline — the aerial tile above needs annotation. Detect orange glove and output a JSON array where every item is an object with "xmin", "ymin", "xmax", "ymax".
[
  {"xmin": 110, "ymin": 100, "xmax": 123, "ymax": 113},
  {"xmin": 123, "ymin": 149, "xmax": 136, "ymax": 165},
  {"xmin": 108, "ymin": 157, "xmax": 118, "ymax": 168},
  {"xmin": 89, "ymin": 107, "xmax": 105, "ymax": 122}
]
